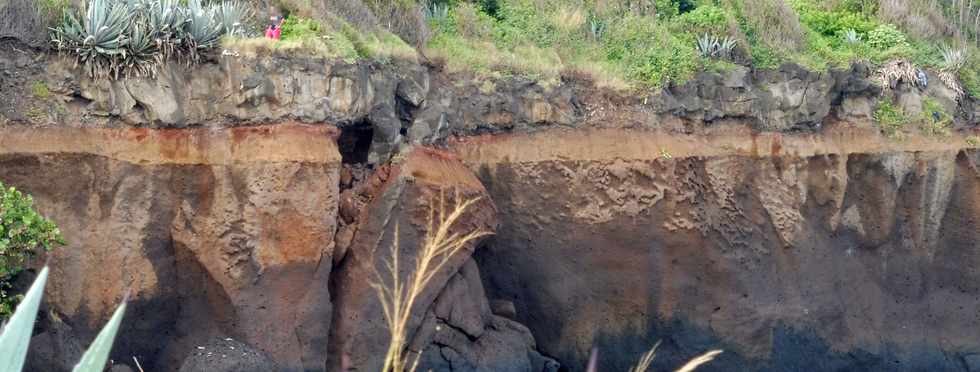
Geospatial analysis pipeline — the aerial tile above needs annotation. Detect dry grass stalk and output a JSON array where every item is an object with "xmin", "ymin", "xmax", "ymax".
[
  {"xmin": 628, "ymin": 340, "xmax": 661, "ymax": 372},
  {"xmin": 674, "ymin": 349, "xmax": 725, "ymax": 372},
  {"xmin": 554, "ymin": 7, "xmax": 586, "ymax": 33},
  {"xmin": 372, "ymin": 194, "xmax": 492, "ymax": 372},
  {"xmin": 937, "ymin": 70, "xmax": 966, "ymax": 98},
  {"xmin": 875, "ymin": 59, "xmax": 919, "ymax": 88},
  {"xmin": 740, "ymin": 0, "xmax": 804, "ymax": 52}
]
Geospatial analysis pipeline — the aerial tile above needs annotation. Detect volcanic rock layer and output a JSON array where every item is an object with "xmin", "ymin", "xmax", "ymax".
[{"xmin": 0, "ymin": 124, "xmax": 978, "ymax": 372}]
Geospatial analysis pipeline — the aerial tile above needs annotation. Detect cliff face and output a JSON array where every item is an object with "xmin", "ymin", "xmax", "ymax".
[
  {"xmin": 454, "ymin": 127, "xmax": 980, "ymax": 371},
  {"xmin": 2, "ymin": 41, "xmax": 980, "ymax": 372}
]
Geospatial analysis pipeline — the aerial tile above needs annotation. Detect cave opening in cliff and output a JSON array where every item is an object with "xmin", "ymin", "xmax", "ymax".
[{"xmin": 338, "ymin": 124, "xmax": 373, "ymax": 164}]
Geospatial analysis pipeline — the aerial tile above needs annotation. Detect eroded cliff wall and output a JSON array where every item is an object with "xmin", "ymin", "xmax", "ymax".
[
  {"xmin": 3, "ymin": 40, "xmax": 980, "ymax": 372},
  {"xmin": 453, "ymin": 127, "xmax": 980, "ymax": 371}
]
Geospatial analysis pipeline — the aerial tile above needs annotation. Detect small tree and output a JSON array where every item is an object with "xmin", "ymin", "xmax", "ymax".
[{"xmin": 0, "ymin": 181, "xmax": 64, "ymax": 318}]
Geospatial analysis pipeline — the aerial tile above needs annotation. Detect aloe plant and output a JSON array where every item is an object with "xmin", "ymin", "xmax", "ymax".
[{"xmin": 0, "ymin": 267, "xmax": 127, "ymax": 372}]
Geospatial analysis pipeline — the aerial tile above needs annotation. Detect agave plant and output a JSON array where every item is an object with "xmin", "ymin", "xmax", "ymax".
[
  {"xmin": 50, "ymin": 0, "xmax": 133, "ymax": 78},
  {"xmin": 718, "ymin": 36, "xmax": 737, "ymax": 59},
  {"xmin": 183, "ymin": 0, "xmax": 223, "ymax": 59},
  {"xmin": 696, "ymin": 34, "xmax": 719, "ymax": 58},
  {"xmin": 214, "ymin": 1, "xmax": 251, "ymax": 38},
  {"xmin": 0, "ymin": 267, "xmax": 127, "ymax": 372},
  {"xmin": 696, "ymin": 34, "xmax": 736, "ymax": 60},
  {"xmin": 51, "ymin": 0, "xmax": 252, "ymax": 78},
  {"xmin": 423, "ymin": 1, "xmax": 449, "ymax": 24},
  {"xmin": 144, "ymin": 0, "xmax": 188, "ymax": 62},
  {"xmin": 842, "ymin": 29, "xmax": 860, "ymax": 44},
  {"xmin": 122, "ymin": 21, "xmax": 158, "ymax": 77},
  {"xmin": 940, "ymin": 45, "xmax": 967, "ymax": 72},
  {"xmin": 589, "ymin": 17, "xmax": 606, "ymax": 40}
]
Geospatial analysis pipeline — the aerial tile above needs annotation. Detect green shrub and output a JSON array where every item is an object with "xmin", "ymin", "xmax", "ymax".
[
  {"xmin": 604, "ymin": 15, "xmax": 698, "ymax": 87},
  {"xmin": 960, "ymin": 52, "xmax": 980, "ymax": 98},
  {"xmin": 873, "ymin": 98, "xmax": 909, "ymax": 138},
  {"xmin": 675, "ymin": 5, "xmax": 730, "ymax": 35},
  {"xmin": 966, "ymin": 136, "xmax": 980, "ymax": 147},
  {"xmin": 279, "ymin": 17, "xmax": 323, "ymax": 41},
  {"xmin": 792, "ymin": 1, "xmax": 877, "ymax": 37},
  {"xmin": 493, "ymin": 0, "xmax": 559, "ymax": 48},
  {"xmin": 0, "ymin": 182, "xmax": 64, "ymax": 318},
  {"xmin": 918, "ymin": 97, "xmax": 951, "ymax": 136},
  {"xmin": 29, "ymin": 81, "xmax": 50, "ymax": 100},
  {"xmin": 866, "ymin": 23, "xmax": 908, "ymax": 50}
]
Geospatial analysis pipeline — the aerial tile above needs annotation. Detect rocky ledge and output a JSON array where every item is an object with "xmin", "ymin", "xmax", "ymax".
[{"xmin": 3, "ymin": 42, "xmax": 978, "ymax": 165}]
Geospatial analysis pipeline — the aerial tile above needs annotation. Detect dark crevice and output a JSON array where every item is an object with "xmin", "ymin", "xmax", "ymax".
[
  {"xmin": 394, "ymin": 93, "xmax": 418, "ymax": 137},
  {"xmin": 337, "ymin": 123, "xmax": 373, "ymax": 165}
]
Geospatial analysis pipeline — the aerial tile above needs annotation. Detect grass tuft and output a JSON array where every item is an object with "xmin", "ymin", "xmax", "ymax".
[{"xmin": 373, "ymin": 192, "xmax": 492, "ymax": 372}]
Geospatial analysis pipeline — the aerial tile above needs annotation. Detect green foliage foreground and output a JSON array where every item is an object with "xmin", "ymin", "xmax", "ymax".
[
  {"xmin": 0, "ymin": 182, "xmax": 63, "ymax": 318},
  {"xmin": 0, "ymin": 267, "xmax": 127, "ymax": 372}
]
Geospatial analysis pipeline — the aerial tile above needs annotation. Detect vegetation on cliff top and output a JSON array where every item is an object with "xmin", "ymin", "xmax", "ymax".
[
  {"xmin": 43, "ymin": 0, "xmax": 980, "ymax": 97},
  {"xmin": 435, "ymin": 0, "xmax": 979, "ymax": 91}
]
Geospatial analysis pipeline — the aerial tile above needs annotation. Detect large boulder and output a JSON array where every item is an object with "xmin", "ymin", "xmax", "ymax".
[
  {"xmin": 178, "ymin": 338, "xmax": 277, "ymax": 372},
  {"xmin": 327, "ymin": 147, "xmax": 554, "ymax": 371}
]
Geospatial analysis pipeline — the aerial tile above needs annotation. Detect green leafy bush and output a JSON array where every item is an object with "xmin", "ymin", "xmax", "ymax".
[
  {"xmin": 873, "ymin": 98, "xmax": 909, "ymax": 138},
  {"xmin": 959, "ymin": 52, "xmax": 980, "ymax": 98},
  {"xmin": 676, "ymin": 5, "xmax": 730, "ymax": 36},
  {"xmin": 793, "ymin": 2, "xmax": 876, "ymax": 37},
  {"xmin": 918, "ymin": 97, "xmax": 952, "ymax": 136},
  {"xmin": 0, "ymin": 267, "xmax": 127, "ymax": 372},
  {"xmin": 604, "ymin": 16, "xmax": 698, "ymax": 87},
  {"xmin": 0, "ymin": 182, "xmax": 63, "ymax": 318},
  {"xmin": 867, "ymin": 24, "xmax": 908, "ymax": 50}
]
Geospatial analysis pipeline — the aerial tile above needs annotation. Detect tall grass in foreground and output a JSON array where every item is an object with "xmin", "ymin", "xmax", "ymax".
[
  {"xmin": 372, "ymin": 195, "xmax": 491, "ymax": 372},
  {"xmin": 374, "ymin": 193, "xmax": 723, "ymax": 372},
  {"xmin": 584, "ymin": 340, "xmax": 723, "ymax": 372}
]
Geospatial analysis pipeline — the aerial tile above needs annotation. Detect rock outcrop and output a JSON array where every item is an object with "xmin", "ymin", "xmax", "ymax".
[
  {"xmin": 327, "ymin": 148, "xmax": 555, "ymax": 371},
  {"xmin": 0, "ymin": 125, "xmax": 554, "ymax": 372},
  {"xmin": 7, "ymin": 42, "xmax": 975, "ymax": 167}
]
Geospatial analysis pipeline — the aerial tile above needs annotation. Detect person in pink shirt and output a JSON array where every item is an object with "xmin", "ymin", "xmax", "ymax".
[{"xmin": 265, "ymin": 14, "xmax": 284, "ymax": 40}]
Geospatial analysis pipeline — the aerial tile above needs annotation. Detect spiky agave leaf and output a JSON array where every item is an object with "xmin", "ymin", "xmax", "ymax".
[
  {"xmin": 71, "ymin": 301, "xmax": 127, "ymax": 372},
  {"xmin": 122, "ymin": 20, "xmax": 158, "ymax": 78},
  {"xmin": 214, "ymin": 1, "xmax": 251, "ymax": 38},
  {"xmin": 718, "ymin": 37, "xmax": 737, "ymax": 59},
  {"xmin": 51, "ymin": 0, "xmax": 133, "ymax": 78},
  {"xmin": 184, "ymin": 0, "xmax": 222, "ymax": 61},
  {"xmin": 145, "ymin": 0, "xmax": 188, "ymax": 61},
  {"xmin": 842, "ymin": 29, "xmax": 860, "ymax": 44},
  {"xmin": 0, "ymin": 267, "xmax": 49, "ymax": 372}
]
